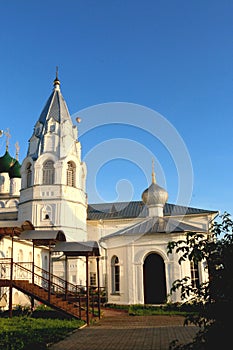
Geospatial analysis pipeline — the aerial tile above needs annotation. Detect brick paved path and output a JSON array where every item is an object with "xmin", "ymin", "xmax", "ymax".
[{"xmin": 49, "ymin": 309, "xmax": 199, "ymax": 350}]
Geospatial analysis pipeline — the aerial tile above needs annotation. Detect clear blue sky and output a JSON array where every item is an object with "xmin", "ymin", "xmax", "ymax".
[{"xmin": 0, "ymin": 0, "xmax": 232, "ymax": 216}]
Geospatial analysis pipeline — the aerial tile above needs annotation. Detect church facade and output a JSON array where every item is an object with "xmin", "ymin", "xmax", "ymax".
[{"xmin": 0, "ymin": 74, "xmax": 218, "ymax": 307}]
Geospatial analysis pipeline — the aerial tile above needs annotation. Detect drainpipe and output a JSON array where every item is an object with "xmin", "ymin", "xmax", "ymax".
[
  {"xmin": 86, "ymin": 255, "xmax": 89, "ymax": 325},
  {"xmin": 9, "ymin": 231, "xmax": 14, "ymax": 318},
  {"xmin": 31, "ymin": 241, "xmax": 35, "ymax": 310},
  {"xmin": 48, "ymin": 242, "xmax": 51, "ymax": 303},
  {"xmin": 99, "ymin": 239, "xmax": 108, "ymax": 302},
  {"xmin": 96, "ymin": 256, "xmax": 101, "ymax": 319},
  {"xmin": 65, "ymin": 255, "xmax": 68, "ymax": 300}
]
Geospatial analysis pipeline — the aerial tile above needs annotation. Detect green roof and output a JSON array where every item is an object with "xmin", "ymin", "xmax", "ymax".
[
  {"xmin": 0, "ymin": 150, "xmax": 21, "ymax": 178},
  {"xmin": 0, "ymin": 150, "xmax": 15, "ymax": 173},
  {"xmin": 9, "ymin": 160, "xmax": 21, "ymax": 178}
]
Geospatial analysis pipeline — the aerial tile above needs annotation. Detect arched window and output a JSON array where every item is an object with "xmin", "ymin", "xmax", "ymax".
[
  {"xmin": 67, "ymin": 161, "xmax": 76, "ymax": 187},
  {"xmin": 27, "ymin": 252, "xmax": 33, "ymax": 270},
  {"xmin": 36, "ymin": 254, "xmax": 41, "ymax": 267},
  {"xmin": 26, "ymin": 163, "xmax": 32, "ymax": 187},
  {"xmin": 0, "ymin": 175, "xmax": 5, "ymax": 193},
  {"xmin": 44, "ymin": 255, "xmax": 48, "ymax": 271},
  {"xmin": 43, "ymin": 160, "xmax": 54, "ymax": 185},
  {"xmin": 190, "ymin": 261, "xmax": 200, "ymax": 288},
  {"xmin": 41, "ymin": 205, "xmax": 52, "ymax": 221},
  {"xmin": 111, "ymin": 256, "xmax": 120, "ymax": 294},
  {"xmin": 18, "ymin": 249, "xmax": 23, "ymax": 262},
  {"xmin": 6, "ymin": 247, "xmax": 12, "ymax": 258}
]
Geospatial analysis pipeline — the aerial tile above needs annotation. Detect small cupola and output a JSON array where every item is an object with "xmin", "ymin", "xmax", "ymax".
[{"xmin": 142, "ymin": 161, "xmax": 168, "ymax": 217}]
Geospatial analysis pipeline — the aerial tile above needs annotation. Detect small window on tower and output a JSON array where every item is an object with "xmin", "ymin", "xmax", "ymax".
[
  {"xmin": 35, "ymin": 125, "xmax": 41, "ymax": 136},
  {"xmin": 66, "ymin": 161, "xmax": 76, "ymax": 187},
  {"xmin": 26, "ymin": 163, "xmax": 32, "ymax": 187},
  {"xmin": 41, "ymin": 205, "xmax": 52, "ymax": 222},
  {"xmin": 43, "ymin": 160, "xmax": 55, "ymax": 185},
  {"xmin": 50, "ymin": 124, "xmax": 56, "ymax": 133}
]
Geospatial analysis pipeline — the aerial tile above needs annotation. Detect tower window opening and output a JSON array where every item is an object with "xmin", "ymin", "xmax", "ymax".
[
  {"xmin": 43, "ymin": 160, "xmax": 54, "ymax": 185},
  {"xmin": 26, "ymin": 163, "xmax": 32, "ymax": 187},
  {"xmin": 67, "ymin": 161, "xmax": 76, "ymax": 187},
  {"xmin": 50, "ymin": 124, "xmax": 56, "ymax": 133},
  {"xmin": 41, "ymin": 205, "xmax": 52, "ymax": 222}
]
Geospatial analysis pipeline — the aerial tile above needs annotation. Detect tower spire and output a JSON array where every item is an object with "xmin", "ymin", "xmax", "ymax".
[
  {"xmin": 152, "ymin": 158, "xmax": 156, "ymax": 184},
  {"xmin": 53, "ymin": 66, "xmax": 60, "ymax": 90}
]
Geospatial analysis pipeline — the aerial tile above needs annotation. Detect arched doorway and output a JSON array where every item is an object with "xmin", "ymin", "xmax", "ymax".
[{"xmin": 143, "ymin": 253, "xmax": 167, "ymax": 304}]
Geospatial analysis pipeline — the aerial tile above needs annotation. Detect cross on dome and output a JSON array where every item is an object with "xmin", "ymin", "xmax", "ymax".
[
  {"xmin": 15, "ymin": 142, "xmax": 20, "ymax": 160},
  {"xmin": 4, "ymin": 128, "xmax": 11, "ymax": 151},
  {"xmin": 152, "ymin": 158, "xmax": 156, "ymax": 184}
]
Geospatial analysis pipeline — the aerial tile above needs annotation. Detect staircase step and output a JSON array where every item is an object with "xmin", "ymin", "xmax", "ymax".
[{"xmin": 10, "ymin": 276, "xmax": 96, "ymax": 321}]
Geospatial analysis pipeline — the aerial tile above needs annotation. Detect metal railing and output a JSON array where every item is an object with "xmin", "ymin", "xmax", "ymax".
[{"xmin": 0, "ymin": 258, "xmax": 106, "ymax": 320}]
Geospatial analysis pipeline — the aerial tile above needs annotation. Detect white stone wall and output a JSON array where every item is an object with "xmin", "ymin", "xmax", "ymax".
[
  {"xmin": 90, "ymin": 216, "xmax": 212, "ymax": 305},
  {"xmin": 19, "ymin": 140, "xmax": 87, "ymax": 242},
  {"xmin": 103, "ymin": 234, "xmax": 191, "ymax": 305}
]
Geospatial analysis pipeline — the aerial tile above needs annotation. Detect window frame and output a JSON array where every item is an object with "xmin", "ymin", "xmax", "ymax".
[
  {"xmin": 190, "ymin": 261, "xmax": 200, "ymax": 288},
  {"xmin": 42, "ymin": 160, "xmax": 55, "ymax": 185},
  {"xmin": 111, "ymin": 255, "xmax": 120, "ymax": 294},
  {"xmin": 26, "ymin": 163, "xmax": 32, "ymax": 187},
  {"xmin": 66, "ymin": 161, "xmax": 76, "ymax": 187}
]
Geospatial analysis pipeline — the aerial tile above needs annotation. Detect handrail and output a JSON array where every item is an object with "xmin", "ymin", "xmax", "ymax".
[
  {"xmin": 0, "ymin": 258, "xmax": 106, "ymax": 323},
  {"xmin": 13, "ymin": 262, "xmax": 83, "ymax": 300},
  {"xmin": 30, "ymin": 263, "xmax": 84, "ymax": 293},
  {"xmin": 0, "ymin": 259, "xmax": 106, "ymax": 299}
]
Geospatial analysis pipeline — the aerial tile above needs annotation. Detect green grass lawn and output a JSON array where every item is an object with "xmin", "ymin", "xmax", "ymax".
[
  {"xmin": 0, "ymin": 303, "xmax": 198, "ymax": 349},
  {"xmin": 105, "ymin": 303, "xmax": 199, "ymax": 317},
  {"xmin": 0, "ymin": 308, "xmax": 85, "ymax": 350}
]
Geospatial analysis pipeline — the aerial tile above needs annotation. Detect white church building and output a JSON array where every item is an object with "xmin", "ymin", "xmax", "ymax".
[{"xmin": 0, "ymin": 74, "xmax": 218, "ymax": 310}]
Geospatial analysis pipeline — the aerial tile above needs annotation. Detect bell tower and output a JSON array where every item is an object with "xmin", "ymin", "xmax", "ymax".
[{"xmin": 18, "ymin": 72, "xmax": 87, "ymax": 241}]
